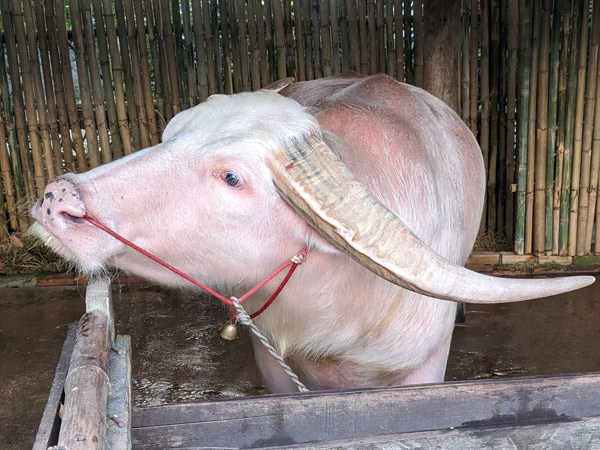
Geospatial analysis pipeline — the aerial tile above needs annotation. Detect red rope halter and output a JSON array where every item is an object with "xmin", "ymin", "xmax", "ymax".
[{"xmin": 83, "ymin": 216, "xmax": 307, "ymax": 321}]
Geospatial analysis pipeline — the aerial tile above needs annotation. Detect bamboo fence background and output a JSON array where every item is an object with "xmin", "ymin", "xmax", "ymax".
[{"xmin": 0, "ymin": 0, "xmax": 599, "ymax": 257}]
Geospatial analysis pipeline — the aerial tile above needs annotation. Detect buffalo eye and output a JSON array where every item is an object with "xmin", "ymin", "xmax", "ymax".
[{"xmin": 220, "ymin": 171, "xmax": 243, "ymax": 188}]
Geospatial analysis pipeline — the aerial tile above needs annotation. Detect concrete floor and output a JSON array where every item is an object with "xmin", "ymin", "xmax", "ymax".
[{"xmin": 1, "ymin": 277, "xmax": 600, "ymax": 449}]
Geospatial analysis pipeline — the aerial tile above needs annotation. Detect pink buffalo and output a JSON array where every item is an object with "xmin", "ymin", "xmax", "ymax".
[{"xmin": 32, "ymin": 74, "xmax": 593, "ymax": 392}]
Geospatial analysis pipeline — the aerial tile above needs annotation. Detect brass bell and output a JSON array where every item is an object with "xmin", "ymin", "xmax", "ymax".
[{"xmin": 219, "ymin": 320, "xmax": 238, "ymax": 341}]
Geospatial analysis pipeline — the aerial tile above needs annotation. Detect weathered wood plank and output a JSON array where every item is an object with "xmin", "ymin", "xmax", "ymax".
[
  {"xmin": 32, "ymin": 323, "xmax": 77, "ymax": 450},
  {"xmin": 132, "ymin": 372, "xmax": 600, "ymax": 449},
  {"xmin": 106, "ymin": 335, "xmax": 132, "ymax": 450},
  {"xmin": 276, "ymin": 417, "xmax": 600, "ymax": 449}
]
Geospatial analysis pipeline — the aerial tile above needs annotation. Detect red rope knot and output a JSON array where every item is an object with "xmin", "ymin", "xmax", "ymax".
[{"xmin": 291, "ymin": 249, "xmax": 307, "ymax": 265}]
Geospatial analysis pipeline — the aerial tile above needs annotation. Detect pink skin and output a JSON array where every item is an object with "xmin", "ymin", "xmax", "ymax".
[{"xmin": 31, "ymin": 74, "xmax": 483, "ymax": 392}]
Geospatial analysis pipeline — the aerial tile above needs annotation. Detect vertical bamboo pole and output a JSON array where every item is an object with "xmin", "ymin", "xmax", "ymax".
[
  {"xmin": 0, "ymin": 185, "xmax": 7, "ymax": 237},
  {"xmin": 283, "ymin": 0, "xmax": 298, "ymax": 76},
  {"xmin": 346, "ymin": 0, "xmax": 360, "ymax": 73},
  {"xmin": 593, "ymin": 56, "xmax": 600, "ymax": 253},
  {"xmin": 515, "ymin": 0, "xmax": 533, "ymax": 255},
  {"xmin": 404, "ymin": 0, "xmax": 414, "ymax": 84},
  {"xmin": 1, "ymin": 0, "xmax": 36, "ymax": 202},
  {"xmin": 162, "ymin": 0, "xmax": 182, "ymax": 112},
  {"xmin": 525, "ymin": 0, "xmax": 541, "ymax": 254},
  {"xmin": 0, "ymin": 29, "xmax": 27, "ymax": 224},
  {"xmin": 285, "ymin": 0, "xmax": 297, "ymax": 76},
  {"xmin": 358, "ymin": 0, "xmax": 368, "ymax": 74},
  {"xmin": 553, "ymin": 0, "xmax": 571, "ymax": 254},
  {"xmin": 394, "ymin": 0, "xmax": 404, "ymax": 81},
  {"xmin": 191, "ymin": 1, "xmax": 208, "ymax": 101},
  {"xmin": 385, "ymin": 0, "xmax": 395, "ymax": 77},
  {"xmin": 367, "ymin": 0, "xmax": 377, "ymax": 74},
  {"xmin": 567, "ymin": 0, "xmax": 589, "ymax": 255},
  {"xmin": 302, "ymin": 0, "xmax": 314, "ymax": 80},
  {"xmin": 461, "ymin": 0, "xmax": 471, "ymax": 125},
  {"xmin": 171, "ymin": 0, "xmax": 188, "ymax": 105},
  {"xmin": 330, "ymin": 0, "xmax": 341, "ymax": 75},
  {"xmin": 534, "ymin": 0, "xmax": 551, "ymax": 254},
  {"xmin": 218, "ymin": 0, "xmax": 234, "ymax": 93},
  {"xmin": 247, "ymin": 0, "xmax": 262, "ymax": 90},
  {"xmin": 545, "ymin": 0, "xmax": 562, "ymax": 253},
  {"xmin": 469, "ymin": 0, "xmax": 479, "ymax": 135},
  {"xmin": 70, "ymin": 0, "xmax": 102, "ymax": 168},
  {"xmin": 43, "ymin": 1, "xmax": 76, "ymax": 173},
  {"xmin": 81, "ymin": 0, "xmax": 113, "ymax": 164},
  {"xmin": 229, "ymin": 0, "xmax": 244, "ymax": 92},
  {"xmin": 0, "ymin": 101, "xmax": 18, "ymax": 231},
  {"xmin": 294, "ymin": 0, "xmax": 306, "ymax": 80},
  {"xmin": 0, "ymin": 183, "xmax": 7, "ymax": 237},
  {"xmin": 487, "ymin": 0, "xmax": 500, "ymax": 234},
  {"xmin": 4, "ymin": 0, "xmax": 47, "ymax": 193},
  {"xmin": 145, "ymin": 0, "xmax": 166, "ymax": 124},
  {"xmin": 134, "ymin": 0, "xmax": 159, "ymax": 145},
  {"xmin": 263, "ymin": 0, "xmax": 276, "ymax": 82},
  {"xmin": 583, "ymin": 1, "xmax": 600, "ymax": 253},
  {"xmin": 497, "ymin": 0, "xmax": 508, "ymax": 242},
  {"xmin": 125, "ymin": 0, "xmax": 150, "ymax": 148},
  {"xmin": 272, "ymin": 0, "xmax": 287, "ymax": 79},
  {"xmin": 321, "ymin": 0, "xmax": 333, "ymax": 77},
  {"xmin": 20, "ymin": 0, "xmax": 56, "ymax": 180},
  {"xmin": 376, "ymin": 1, "xmax": 385, "ymax": 74},
  {"xmin": 55, "ymin": 0, "xmax": 87, "ymax": 172},
  {"xmin": 479, "ymin": 0, "xmax": 491, "ymax": 233},
  {"xmin": 559, "ymin": 0, "xmax": 581, "ymax": 255},
  {"xmin": 413, "ymin": 1, "xmax": 424, "ymax": 86},
  {"xmin": 34, "ymin": 1, "xmax": 63, "ymax": 174},
  {"xmin": 152, "ymin": 0, "xmax": 171, "ymax": 118},
  {"xmin": 91, "ymin": 0, "xmax": 121, "ymax": 159},
  {"xmin": 311, "ymin": 0, "xmax": 322, "ymax": 79},
  {"xmin": 181, "ymin": 0, "xmax": 197, "ymax": 105},
  {"xmin": 255, "ymin": 0, "xmax": 269, "ymax": 85},
  {"xmin": 103, "ymin": 0, "xmax": 134, "ymax": 155},
  {"xmin": 210, "ymin": 0, "xmax": 224, "ymax": 93},
  {"xmin": 116, "ymin": 0, "xmax": 142, "ymax": 145},
  {"xmin": 202, "ymin": 0, "xmax": 218, "ymax": 95}
]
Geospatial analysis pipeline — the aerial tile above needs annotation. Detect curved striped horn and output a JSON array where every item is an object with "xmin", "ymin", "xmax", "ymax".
[{"xmin": 265, "ymin": 135, "xmax": 594, "ymax": 303}]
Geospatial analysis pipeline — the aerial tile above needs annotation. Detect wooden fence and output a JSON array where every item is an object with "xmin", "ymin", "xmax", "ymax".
[{"xmin": 0, "ymin": 0, "xmax": 599, "ymax": 257}]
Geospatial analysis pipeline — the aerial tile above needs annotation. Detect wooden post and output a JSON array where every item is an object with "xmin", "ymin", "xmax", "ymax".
[
  {"xmin": 423, "ymin": 0, "xmax": 461, "ymax": 112},
  {"xmin": 56, "ymin": 279, "xmax": 114, "ymax": 450}
]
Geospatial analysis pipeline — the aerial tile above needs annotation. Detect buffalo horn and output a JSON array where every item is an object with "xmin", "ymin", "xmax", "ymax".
[{"xmin": 265, "ymin": 135, "xmax": 594, "ymax": 303}]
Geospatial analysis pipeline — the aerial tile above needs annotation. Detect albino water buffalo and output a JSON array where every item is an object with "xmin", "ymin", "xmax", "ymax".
[{"xmin": 31, "ymin": 74, "xmax": 593, "ymax": 392}]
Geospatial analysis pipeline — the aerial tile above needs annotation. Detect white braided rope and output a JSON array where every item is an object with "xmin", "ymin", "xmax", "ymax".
[{"xmin": 230, "ymin": 296, "xmax": 309, "ymax": 392}]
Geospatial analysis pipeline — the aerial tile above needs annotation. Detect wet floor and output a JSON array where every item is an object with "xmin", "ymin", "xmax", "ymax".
[{"xmin": 1, "ymin": 277, "xmax": 600, "ymax": 449}]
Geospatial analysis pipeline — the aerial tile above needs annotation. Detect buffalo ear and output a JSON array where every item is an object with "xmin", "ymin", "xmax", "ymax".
[{"xmin": 262, "ymin": 77, "xmax": 295, "ymax": 93}]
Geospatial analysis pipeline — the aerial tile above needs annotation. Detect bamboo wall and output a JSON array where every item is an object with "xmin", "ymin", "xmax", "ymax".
[{"xmin": 0, "ymin": 0, "xmax": 599, "ymax": 257}]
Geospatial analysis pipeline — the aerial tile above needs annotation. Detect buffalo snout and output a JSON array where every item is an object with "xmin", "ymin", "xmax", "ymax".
[{"xmin": 33, "ymin": 178, "xmax": 87, "ymax": 233}]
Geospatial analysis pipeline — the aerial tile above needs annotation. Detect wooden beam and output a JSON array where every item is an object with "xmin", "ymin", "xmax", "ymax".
[{"xmin": 132, "ymin": 372, "xmax": 600, "ymax": 449}]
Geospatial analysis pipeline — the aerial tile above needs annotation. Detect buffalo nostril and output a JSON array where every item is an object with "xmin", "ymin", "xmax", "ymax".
[{"xmin": 59, "ymin": 211, "xmax": 84, "ymax": 223}]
